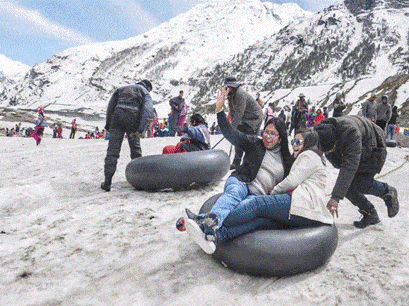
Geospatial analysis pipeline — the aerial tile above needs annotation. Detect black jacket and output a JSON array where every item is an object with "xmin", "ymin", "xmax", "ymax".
[
  {"xmin": 322, "ymin": 116, "xmax": 386, "ymax": 200},
  {"xmin": 105, "ymin": 83, "xmax": 153, "ymax": 132},
  {"xmin": 217, "ymin": 111, "xmax": 267, "ymax": 182},
  {"xmin": 169, "ymin": 96, "xmax": 184, "ymax": 113}
]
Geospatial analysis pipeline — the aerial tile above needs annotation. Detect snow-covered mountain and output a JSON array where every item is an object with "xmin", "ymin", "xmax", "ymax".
[
  {"xmin": 0, "ymin": 54, "xmax": 30, "ymax": 95},
  {"xmin": 190, "ymin": 0, "xmax": 409, "ymax": 123},
  {"xmin": 0, "ymin": 0, "xmax": 311, "ymax": 119},
  {"xmin": 1, "ymin": 0, "xmax": 409, "ymax": 125}
]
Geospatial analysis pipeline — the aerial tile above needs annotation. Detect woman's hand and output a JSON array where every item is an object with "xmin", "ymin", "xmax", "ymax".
[
  {"xmin": 215, "ymin": 87, "xmax": 230, "ymax": 113},
  {"xmin": 327, "ymin": 198, "xmax": 339, "ymax": 218}
]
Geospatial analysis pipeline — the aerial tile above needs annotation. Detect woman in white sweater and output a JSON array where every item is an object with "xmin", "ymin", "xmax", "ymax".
[{"xmin": 186, "ymin": 128, "xmax": 334, "ymax": 254}]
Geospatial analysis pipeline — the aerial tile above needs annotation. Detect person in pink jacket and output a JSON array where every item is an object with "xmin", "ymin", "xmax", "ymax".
[{"xmin": 32, "ymin": 106, "xmax": 48, "ymax": 145}]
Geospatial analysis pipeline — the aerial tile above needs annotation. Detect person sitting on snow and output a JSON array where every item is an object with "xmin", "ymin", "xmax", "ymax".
[{"xmin": 162, "ymin": 113, "xmax": 211, "ymax": 154}]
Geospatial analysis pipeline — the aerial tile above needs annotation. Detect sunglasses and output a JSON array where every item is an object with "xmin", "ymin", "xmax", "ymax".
[
  {"xmin": 291, "ymin": 139, "xmax": 303, "ymax": 146},
  {"xmin": 263, "ymin": 131, "xmax": 280, "ymax": 137}
]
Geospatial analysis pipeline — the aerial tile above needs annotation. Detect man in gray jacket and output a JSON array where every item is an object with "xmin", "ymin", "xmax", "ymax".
[
  {"xmin": 101, "ymin": 80, "xmax": 154, "ymax": 191},
  {"xmin": 314, "ymin": 116, "xmax": 399, "ymax": 228},
  {"xmin": 376, "ymin": 95, "xmax": 392, "ymax": 131},
  {"xmin": 224, "ymin": 76, "xmax": 263, "ymax": 169},
  {"xmin": 361, "ymin": 92, "xmax": 377, "ymax": 122},
  {"xmin": 169, "ymin": 90, "xmax": 185, "ymax": 136}
]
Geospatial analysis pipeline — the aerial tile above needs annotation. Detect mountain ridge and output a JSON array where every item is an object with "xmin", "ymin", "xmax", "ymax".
[{"xmin": 1, "ymin": 0, "xmax": 409, "ymax": 126}]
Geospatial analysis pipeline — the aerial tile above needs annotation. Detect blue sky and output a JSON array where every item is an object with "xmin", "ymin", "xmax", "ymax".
[{"xmin": 0, "ymin": 0, "xmax": 339, "ymax": 67}]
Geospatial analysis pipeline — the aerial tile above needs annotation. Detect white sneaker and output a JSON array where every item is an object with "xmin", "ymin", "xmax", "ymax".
[{"xmin": 185, "ymin": 219, "xmax": 216, "ymax": 254}]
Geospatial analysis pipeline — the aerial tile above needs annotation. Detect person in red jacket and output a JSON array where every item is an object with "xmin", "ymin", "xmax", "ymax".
[
  {"xmin": 69, "ymin": 119, "xmax": 78, "ymax": 139},
  {"xmin": 57, "ymin": 126, "xmax": 63, "ymax": 138},
  {"xmin": 313, "ymin": 109, "xmax": 326, "ymax": 126}
]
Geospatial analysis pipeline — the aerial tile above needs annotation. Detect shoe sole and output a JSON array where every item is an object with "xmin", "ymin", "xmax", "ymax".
[
  {"xmin": 353, "ymin": 220, "xmax": 381, "ymax": 229},
  {"xmin": 185, "ymin": 219, "xmax": 216, "ymax": 254}
]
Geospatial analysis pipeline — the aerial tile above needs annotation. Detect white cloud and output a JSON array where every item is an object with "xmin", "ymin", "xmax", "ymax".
[
  {"xmin": 309, "ymin": 0, "xmax": 341, "ymax": 11},
  {"xmin": 106, "ymin": 0, "xmax": 160, "ymax": 32},
  {"xmin": 0, "ymin": 0, "xmax": 95, "ymax": 45},
  {"xmin": 166, "ymin": 0, "xmax": 205, "ymax": 15}
]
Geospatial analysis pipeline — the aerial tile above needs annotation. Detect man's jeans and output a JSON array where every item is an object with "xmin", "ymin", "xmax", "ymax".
[
  {"xmin": 345, "ymin": 173, "xmax": 388, "ymax": 213},
  {"xmin": 216, "ymin": 193, "xmax": 321, "ymax": 242},
  {"xmin": 386, "ymin": 124, "xmax": 396, "ymax": 140}
]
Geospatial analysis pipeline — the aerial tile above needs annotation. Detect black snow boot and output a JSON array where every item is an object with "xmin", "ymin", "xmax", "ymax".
[
  {"xmin": 353, "ymin": 209, "xmax": 380, "ymax": 229},
  {"xmin": 100, "ymin": 182, "xmax": 111, "ymax": 192},
  {"xmin": 382, "ymin": 186, "xmax": 399, "ymax": 218}
]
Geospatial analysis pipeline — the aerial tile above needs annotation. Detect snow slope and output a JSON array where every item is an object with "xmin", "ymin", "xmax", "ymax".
[{"xmin": 0, "ymin": 134, "xmax": 408, "ymax": 305}]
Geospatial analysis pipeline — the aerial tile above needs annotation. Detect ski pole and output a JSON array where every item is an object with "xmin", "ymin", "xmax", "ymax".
[{"xmin": 212, "ymin": 136, "xmax": 225, "ymax": 149}]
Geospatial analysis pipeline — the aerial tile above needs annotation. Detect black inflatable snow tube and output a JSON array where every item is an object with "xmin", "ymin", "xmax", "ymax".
[
  {"xmin": 199, "ymin": 194, "xmax": 338, "ymax": 277},
  {"xmin": 125, "ymin": 150, "xmax": 230, "ymax": 191},
  {"xmin": 385, "ymin": 139, "xmax": 398, "ymax": 147}
]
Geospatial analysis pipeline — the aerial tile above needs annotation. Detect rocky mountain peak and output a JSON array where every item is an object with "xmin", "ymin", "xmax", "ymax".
[{"xmin": 344, "ymin": 0, "xmax": 409, "ymax": 15}]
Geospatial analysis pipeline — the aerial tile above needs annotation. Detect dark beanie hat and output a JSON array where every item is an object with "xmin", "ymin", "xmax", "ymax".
[
  {"xmin": 225, "ymin": 76, "xmax": 240, "ymax": 88},
  {"xmin": 140, "ymin": 79, "xmax": 152, "ymax": 92},
  {"xmin": 314, "ymin": 123, "xmax": 337, "ymax": 152}
]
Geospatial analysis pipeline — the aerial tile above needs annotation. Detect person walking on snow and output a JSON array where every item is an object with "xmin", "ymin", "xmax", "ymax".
[
  {"xmin": 169, "ymin": 90, "xmax": 185, "ymax": 136},
  {"xmin": 332, "ymin": 92, "xmax": 346, "ymax": 117},
  {"xmin": 386, "ymin": 106, "xmax": 399, "ymax": 140},
  {"xmin": 376, "ymin": 95, "xmax": 391, "ymax": 131},
  {"xmin": 314, "ymin": 115, "xmax": 399, "ymax": 228},
  {"xmin": 101, "ymin": 80, "xmax": 154, "ymax": 192},
  {"xmin": 70, "ymin": 119, "xmax": 78, "ymax": 139},
  {"xmin": 32, "ymin": 106, "xmax": 48, "ymax": 145},
  {"xmin": 293, "ymin": 93, "xmax": 309, "ymax": 132}
]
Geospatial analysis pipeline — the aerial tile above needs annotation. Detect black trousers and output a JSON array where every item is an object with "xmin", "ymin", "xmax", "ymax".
[
  {"xmin": 104, "ymin": 108, "xmax": 142, "ymax": 183},
  {"xmin": 169, "ymin": 111, "xmax": 181, "ymax": 136},
  {"xmin": 232, "ymin": 123, "xmax": 259, "ymax": 166},
  {"xmin": 345, "ymin": 172, "xmax": 388, "ymax": 213}
]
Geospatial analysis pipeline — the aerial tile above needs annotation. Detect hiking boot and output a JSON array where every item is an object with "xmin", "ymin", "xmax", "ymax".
[
  {"xmin": 353, "ymin": 209, "xmax": 381, "ymax": 229},
  {"xmin": 185, "ymin": 208, "xmax": 205, "ymax": 224},
  {"xmin": 100, "ymin": 182, "xmax": 111, "ymax": 192},
  {"xmin": 203, "ymin": 213, "xmax": 219, "ymax": 228},
  {"xmin": 382, "ymin": 186, "xmax": 399, "ymax": 218},
  {"xmin": 185, "ymin": 219, "xmax": 216, "ymax": 254},
  {"xmin": 203, "ymin": 213, "xmax": 219, "ymax": 240}
]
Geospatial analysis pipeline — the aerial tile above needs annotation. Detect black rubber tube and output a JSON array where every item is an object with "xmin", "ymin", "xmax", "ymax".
[
  {"xmin": 125, "ymin": 150, "xmax": 230, "ymax": 191},
  {"xmin": 385, "ymin": 139, "xmax": 398, "ymax": 147},
  {"xmin": 199, "ymin": 194, "xmax": 338, "ymax": 277}
]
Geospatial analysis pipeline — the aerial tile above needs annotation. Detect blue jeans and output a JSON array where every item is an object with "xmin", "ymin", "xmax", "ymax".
[
  {"xmin": 345, "ymin": 173, "xmax": 388, "ymax": 213},
  {"xmin": 386, "ymin": 124, "xmax": 396, "ymax": 140},
  {"xmin": 209, "ymin": 176, "xmax": 256, "ymax": 225},
  {"xmin": 216, "ymin": 193, "xmax": 321, "ymax": 242}
]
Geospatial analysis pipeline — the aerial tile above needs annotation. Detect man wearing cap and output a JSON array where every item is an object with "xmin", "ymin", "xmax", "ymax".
[
  {"xmin": 332, "ymin": 92, "xmax": 346, "ymax": 117},
  {"xmin": 361, "ymin": 92, "xmax": 377, "ymax": 122},
  {"xmin": 223, "ymin": 76, "xmax": 263, "ymax": 169},
  {"xmin": 101, "ymin": 80, "xmax": 154, "ymax": 191},
  {"xmin": 314, "ymin": 115, "xmax": 399, "ymax": 228},
  {"xmin": 293, "ymin": 93, "xmax": 309, "ymax": 134}
]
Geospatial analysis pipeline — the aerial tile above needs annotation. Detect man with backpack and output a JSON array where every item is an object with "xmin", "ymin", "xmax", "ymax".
[{"xmin": 101, "ymin": 80, "xmax": 154, "ymax": 191}]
